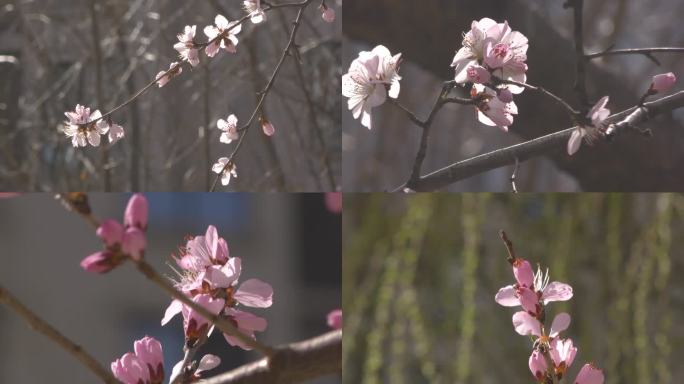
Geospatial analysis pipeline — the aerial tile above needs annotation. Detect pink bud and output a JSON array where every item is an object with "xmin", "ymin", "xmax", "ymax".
[
  {"xmin": 528, "ymin": 350, "xmax": 548, "ymax": 381},
  {"xmin": 574, "ymin": 363, "xmax": 604, "ymax": 384},
  {"xmin": 650, "ymin": 72, "xmax": 676, "ymax": 93},
  {"xmin": 319, "ymin": 5, "xmax": 335, "ymax": 23},
  {"xmin": 124, "ymin": 193, "xmax": 148, "ymax": 230},
  {"xmin": 512, "ymin": 259, "xmax": 534, "ymax": 287},
  {"xmin": 80, "ymin": 251, "xmax": 118, "ymax": 273},
  {"xmin": 122, "ymin": 227, "xmax": 146, "ymax": 260},
  {"xmin": 134, "ymin": 336, "xmax": 164, "ymax": 382},
  {"xmin": 327, "ymin": 309, "xmax": 342, "ymax": 330},
  {"xmin": 325, "ymin": 192, "xmax": 342, "ymax": 214},
  {"xmin": 466, "ymin": 65, "xmax": 491, "ymax": 84},
  {"xmin": 261, "ymin": 120, "xmax": 275, "ymax": 136},
  {"xmin": 96, "ymin": 219, "xmax": 124, "ymax": 247}
]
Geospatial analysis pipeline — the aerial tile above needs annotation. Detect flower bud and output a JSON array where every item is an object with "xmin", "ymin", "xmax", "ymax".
[
  {"xmin": 96, "ymin": 219, "xmax": 124, "ymax": 247},
  {"xmin": 122, "ymin": 227, "xmax": 147, "ymax": 261},
  {"xmin": 80, "ymin": 251, "xmax": 118, "ymax": 273},
  {"xmin": 327, "ymin": 309, "xmax": 342, "ymax": 330},
  {"xmin": 124, "ymin": 193, "xmax": 148, "ymax": 230},
  {"xmin": 650, "ymin": 72, "xmax": 676, "ymax": 93},
  {"xmin": 261, "ymin": 119, "xmax": 275, "ymax": 137},
  {"xmin": 574, "ymin": 363, "xmax": 604, "ymax": 384},
  {"xmin": 319, "ymin": 4, "xmax": 335, "ymax": 23}
]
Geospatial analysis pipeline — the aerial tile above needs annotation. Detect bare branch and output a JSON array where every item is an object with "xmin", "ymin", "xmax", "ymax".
[
  {"xmin": 585, "ymin": 47, "xmax": 684, "ymax": 61},
  {"xmin": 0, "ymin": 284, "xmax": 117, "ymax": 383},
  {"xmin": 198, "ymin": 330, "xmax": 342, "ymax": 384},
  {"xmin": 399, "ymin": 90, "xmax": 684, "ymax": 191},
  {"xmin": 564, "ymin": 0, "xmax": 589, "ymax": 109}
]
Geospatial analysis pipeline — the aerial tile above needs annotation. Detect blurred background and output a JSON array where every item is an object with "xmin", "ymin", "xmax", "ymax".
[
  {"xmin": 343, "ymin": 193, "xmax": 684, "ymax": 383},
  {"xmin": 0, "ymin": 193, "xmax": 341, "ymax": 383},
  {"xmin": 343, "ymin": 0, "xmax": 684, "ymax": 191},
  {"xmin": 0, "ymin": 0, "xmax": 341, "ymax": 191}
]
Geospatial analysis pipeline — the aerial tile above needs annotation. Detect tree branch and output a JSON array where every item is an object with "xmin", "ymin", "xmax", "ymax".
[
  {"xmin": 398, "ymin": 90, "xmax": 684, "ymax": 191},
  {"xmin": 564, "ymin": 0, "xmax": 589, "ymax": 109},
  {"xmin": 210, "ymin": 0, "xmax": 314, "ymax": 191},
  {"xmin": 0, "ymin": 284, "xmax": 117, "ymax": 383},
  {"xmin": 585, "ymin": 47, "xmax": 684, "ymax": 62},
  {"xmin": 198, "ymin": 330, "xmax": 342, "ymax": 384}
]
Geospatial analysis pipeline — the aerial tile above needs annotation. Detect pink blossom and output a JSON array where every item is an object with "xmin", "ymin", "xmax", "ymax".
[
  {"xmin": 325, "ymin": 192, "xmax": 342, "ymax": 213},
  {"xmin": 223, "ymin": 308, "xmax": 268, "ymax": 350},
  {"xmin": 122, "ymin": 227, "xmax": 146, "ymax": 261},
  {"xmin": 261, "ymin": 119, "xmax": 275, "ymax": 136},
  {"xmin": 568, "ymin": 96, "xmax": 610, "ymax": 156},
  {"xmin": 466, "ymin": 65, "xmax": 491, "ymax": 84},
  {"xmin": 342, "ymin": 45, "xmax": 402, "ymax": 129},
  {"xmin": 204, "ymin": 15, "xmax": 241, "ymax": 57},
  {"xmin": 495, "ymin": 265, "xmax": 572, "ymax": 307},
  {"xmin": 452, "ymin": 18, "xmax": 528, "ymax": 93},
  {"xmin": 108, "ymin": 123, "xmax": 125, "ymax": 144},
  {"xmin": 512, "ymin": 312, "xmax": 570, "ymax": 338},
  {"xmin": 319, "ymin": 4, "xmax": 335, "ymax": 23},
  {"xmin": 528, "ymin": 350, "xmax": 547, "ymax": 381},
  {"xmin": 650, "ymin": 72, "xmax": 676, "ymax": 93},
  {"xmin": 163, "ymin": 225, "xmax": 273, "ymax": 349},
  {"xmin": 518, "ymin": 287, "xmax": 539, "ymax": 315},
  {"xmin": 212, "ymin": 157, "xmax": 238, "ymax": 186},
  {"xmin": 156, "ymin": 62, "xmax": 182, "ymax": 88},
  {"xmin": 574, "ymin": 363, "xmax": 604, "ymax": 384},
  {"xmin": 218, "ymin": 114, "xmax": 239, "ymax": 144},
  {"xmin": 80, "ymin": 251, "xmax": 119, "ymax": 274},
  {"xmin": 124, "ymin": 193, "xmax": 148, "ymax": 230},
  {"xmin": 62, "ymin": 104, "xmax": 112, "ymax": 147},
  {"xmin": 111, "ymin": 336, "xmax": 164, "ymax": 384},
  {"xmin": 472, "ymin": 84, "xmax": 518, "ymax": 130},
  {"xmin": 327, "ymin": 309, "xmax": 342, "ymax": 330},
  {"xmin": 174, "ymin": 25, "xmax": 199, "ymax": 66},
  {"xmin": 550, "ymin": 338, "xmax": 577, "ymax": 377},
  {"xmin": 243, "ymin": 1, "xmax": 266, "ymax": 24},
  {"xmin": 182, "ymin": 294, "xmax": 225, "ymax": 341}
]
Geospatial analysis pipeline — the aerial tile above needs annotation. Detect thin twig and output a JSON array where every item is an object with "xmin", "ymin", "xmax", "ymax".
[
  {"xmin": 498, "ymin": 230, "xmax": 517, "ymax": 264},
  {"xmin": 89, "ymin": 0, "xmax": 110, "ymax": 191},
  {"xmin": 564, "ymin": 0, "xmax": 589, "ymax": 109},
  {"xmin": 198, "ymin": 330, "xmax": 342, "ymax": 384},
  {"xmin": 393, "ymin": 90, "xmax": 684, "ymax": 191},
  {"xmin": 210, "ymin": 0, "xmax": 314, "ymax": 191},
  {"xmin": 510, "ymin": 157, "xmax": 519, "ymax": 193},
  {"xmin": 585, "ymin": 47, "xmax": 684, "ymax": 62},
  {"xmin": 0, "ymin": 284, "xmax": 117, "ymax": 383},
  {"xmin": 495, "ymin": 78, "xmax": 580, "ymax": 118}
]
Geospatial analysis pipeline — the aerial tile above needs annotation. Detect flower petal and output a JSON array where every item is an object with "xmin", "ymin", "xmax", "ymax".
[{"xmin": 512, "ymin": 311, "xmax": 541, "ymax": 337}]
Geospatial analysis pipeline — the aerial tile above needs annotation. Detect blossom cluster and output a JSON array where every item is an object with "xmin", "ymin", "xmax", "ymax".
[
  {"xmin": 111, "ymin": 335, "xmax": 220, "ymax": 384},
  {"xmin": 161, "ymin": 225, "xmax": 274, "ymax": 350},
  {"xmin": 496, "ymin": 256, "xmax": 604, "ymax": 383},
  {"xmin": 63, "ymin": 104, "xmax": 124, "ymax": 148},
  {"xmin": 62, "ymin": 1, "xmax": 336, "ymax": 154},
  {"xmin": 80, "ymin": 193, "xmax": 148, "ymax": 273}
]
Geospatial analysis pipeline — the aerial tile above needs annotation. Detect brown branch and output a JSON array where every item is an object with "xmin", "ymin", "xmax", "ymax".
[
  {"xmin": 54, "ymin": 195, "xmax": 274, "ymax": 357},
  {"xmin": 198, "ymin": 330, "xmax": 342, "ymax": 384},
  {"xmin": 397, "ymin": 90, "xmax": 684, "ymax": 191},
  {"xmin": 210, "ymin": 0, "xmax": 314, "ymax": 191},
  {"xmin": 0, "ymin": 284, "xmax": 117, "ymax": 383},
  {"xmin": 564, "ymin": 0, "xmax": 589, "ymax": 109}
]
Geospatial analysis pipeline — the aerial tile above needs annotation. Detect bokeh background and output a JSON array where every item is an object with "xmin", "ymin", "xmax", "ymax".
[
  {"xmin": 343, "ymin": 193, "xmax": 684, "ymax": 383},
  {"xmin": 342, "ymin": 0, "xmax": 684, "ymax": 191},
  {"xmin": 0, "ymin": 193, "xmax": 341, "ymax": 383},
  {"xmin": 0, "ymin": 0, "xmax": 341, "ymax": 191}
]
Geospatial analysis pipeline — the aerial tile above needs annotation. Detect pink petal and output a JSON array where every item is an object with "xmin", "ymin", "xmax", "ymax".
[
  {"xmin": 327, "ymin": 309, "xmax": 342, "ymax": 330},
  {"xmin": 96, "ymin": 219, "xmax": 124, "ymax": 247},
  {"xmin": 542, "ymin": 281, "xmax": 573, "ymax": 304},
  {"xmin": 513, "ymin": 259, "xmax": 534, "ymax": 287},
  {"xmin": 549, "ymin": 312, "xmax": 571, "ymax": 337},
  {"xmin": 575, "ymin": 363, "xmax": 604, "ymax": 384},
  {"xmin": 124, "ymin": 194, "xmax": 148, "ymax": 230},
  {"xmin": 196, "ymin": 354, "xmax": 221, "ymax": 373},
  {"xmin": 519, "ymin": 287, "xmax": 539, "ymax": 315},
  {"xmin": 495, "ymin": 285, "xmax": 521, "ymax": 307},
  {"xmin": 235, "ymin": 279, "xmax": 273, "ymax": 308},
  {"xmin": 122, "ymin": 227, "xmax": 146, "ymax": 261},
  {"xmin": 161, "ymin": 300, "xmax": 182, "ymax": 325},
  {"xmin": 512, "ymin": 311, "xmax": 541, "ymax": 337}
]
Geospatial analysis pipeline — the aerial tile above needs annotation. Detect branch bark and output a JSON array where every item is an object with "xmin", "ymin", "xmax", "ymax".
[
  {"xmin": 198, "ymin": 330, "xmax": 342, "ymax": 384},
  {"xmin": 0, "ymin": 284, "xmax": 117, "ymax": 383},
  {"xmin": 403, "ymin": 90, "xmax": 684, "ymax": 191}
]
